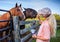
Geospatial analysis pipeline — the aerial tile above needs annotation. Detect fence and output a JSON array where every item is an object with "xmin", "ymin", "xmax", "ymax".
[
  {"xmin": 57, "ymin": 20, "xmax": 60, "ymax": 27},
  {"xmin": 56, "ymin": 20, "xmax": 60, "ymax": 30},
  {"xmin": 0, "ymin": 9, "xmax": 13, "ymax": 42},
  {"xmin": 13, "ymin": 16, "xmax": 40, "ymax": 42}
]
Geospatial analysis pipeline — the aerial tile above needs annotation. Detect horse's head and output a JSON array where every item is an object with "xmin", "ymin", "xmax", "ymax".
[
  {"xmin": 10, "ymin": 3, "xmax": 25, "ymax": 20},
  {"xmin": 24, "ymin": 8, "xmax": 37, "ymax": 19}
]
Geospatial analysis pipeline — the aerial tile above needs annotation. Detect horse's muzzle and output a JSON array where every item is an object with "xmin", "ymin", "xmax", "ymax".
[{"xmin": 19, "ymin": 14, "xmax": 25, "ymax": 20}]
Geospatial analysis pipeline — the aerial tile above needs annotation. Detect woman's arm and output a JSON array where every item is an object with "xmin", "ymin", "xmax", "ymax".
[
  {"xmin": 32, "ymin": 34, "xmax": 49, "ymax": 41},
  {"xmin": 36, "ymin": 35, "xmax": 49, "ymax": 41}
]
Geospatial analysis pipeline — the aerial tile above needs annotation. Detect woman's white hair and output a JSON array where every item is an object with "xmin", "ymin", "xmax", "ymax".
[
  {"xmin": 48, "ymin": 14, "xmax": 57, "ymax": 37},
  {"xmin": 38, "ymin": 7, "xmax": 51, "ymax": 15},
  {"xmin": 38, "ymin": 7, "xmax": 57, "ymax": 37}
]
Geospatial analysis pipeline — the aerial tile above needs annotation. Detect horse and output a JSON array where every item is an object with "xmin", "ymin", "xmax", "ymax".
[
  {"xmin": 20, "ymin": 8, "xmax": 37, "ymax": 29},
  {"xmin": 0, "ymin": 3, "xmax": 25, "ymax": 28},
  {"xmin": 0, "ymin": 3, "xmax": 25, "ymax": 42},
  {"xmin": 23, "ymin": 8, "xmax": 37, "ymax": 19}
]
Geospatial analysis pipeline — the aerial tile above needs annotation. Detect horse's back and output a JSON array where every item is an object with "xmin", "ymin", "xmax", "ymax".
[{"xmin": 0, "ymin": 13, "xmax": 10, "ymax": 28}]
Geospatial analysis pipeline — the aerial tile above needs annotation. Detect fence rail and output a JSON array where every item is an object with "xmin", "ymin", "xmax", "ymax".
[
  {"xmin": 13, "ymin": 16, "xmax": 40, "ymax": 42},
  {"xmin": 0, "ymin": 9, "xmax": 13, "ymax": 42}
]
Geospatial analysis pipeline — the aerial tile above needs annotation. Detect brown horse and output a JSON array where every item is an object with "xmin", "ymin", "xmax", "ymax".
[
  {"xmin": 0, "ymin": 3, "xmax": 25, "ymax": 42},
  {"xmin": 0, "ymin": 3, "xmax": 25, "ymax": 28}
]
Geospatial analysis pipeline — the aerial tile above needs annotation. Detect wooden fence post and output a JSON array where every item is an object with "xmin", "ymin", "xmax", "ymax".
[{"xmin": 13, "ymin": 16, "xmax": 20, "ymax": 42}]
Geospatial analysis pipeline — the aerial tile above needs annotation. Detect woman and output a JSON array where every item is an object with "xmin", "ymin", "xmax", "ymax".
[{"xmin": 32, "ymin": 8, "xmax": 57, "ymax": 42}]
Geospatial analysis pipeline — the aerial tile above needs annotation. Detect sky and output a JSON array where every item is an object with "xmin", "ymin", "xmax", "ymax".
[{"xmin": 0, "ymin": 0, "xmax": 60, "ymax": 15}]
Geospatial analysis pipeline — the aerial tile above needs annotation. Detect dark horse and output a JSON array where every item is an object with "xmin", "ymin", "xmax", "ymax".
[
  {"xmin": 20, "ymin": 8, "xmax": 37, "ymax": 29},
  {"xmin": 0, "ymin": 3, "xmax": 25, "ymax": 42},
  {"xmin": 24, "ymin": 8, "xmax": 37, "ymax": 19}
]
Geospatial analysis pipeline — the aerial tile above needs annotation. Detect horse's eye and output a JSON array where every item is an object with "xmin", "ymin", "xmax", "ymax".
[{"xmin": 17, "ymin": 9, "xmax": 20, "ymax": 11}]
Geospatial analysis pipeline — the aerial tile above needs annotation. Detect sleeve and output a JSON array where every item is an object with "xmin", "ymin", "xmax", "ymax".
[
  {"xmin": 43, "ymin": 23, "xmax": 50, "ymax": 39},
  {"xmin": 37, "ymin": 24, "xmax": 44, "ymax": 37}
]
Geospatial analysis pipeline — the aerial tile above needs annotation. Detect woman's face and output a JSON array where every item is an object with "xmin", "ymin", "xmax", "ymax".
[
  {"xmin": 38, "ymin": 14, "xmax": 46, "ymax": 24},
  {"xmin": 38, "ymin": 14, "xmax": 46, "ymax": 21}
]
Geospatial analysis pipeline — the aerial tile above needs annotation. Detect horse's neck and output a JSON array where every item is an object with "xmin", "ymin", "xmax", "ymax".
[{"xmin": 10, "ymin": 8, "xmax": 15, "ymax": 16}]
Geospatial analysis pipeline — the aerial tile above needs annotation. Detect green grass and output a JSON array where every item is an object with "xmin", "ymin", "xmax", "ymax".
[
  {"xmin": 32, "ymin": 29, "xmax": 60, "ymax": 42},
  {"xmin": 50, "ymin": 29, "xmax": 60, "ymax": 42}
]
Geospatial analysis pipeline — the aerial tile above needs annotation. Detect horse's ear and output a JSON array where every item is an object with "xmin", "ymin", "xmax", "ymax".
[
  {"xmin": 15, "ymin": 3, "xmax": 18, "ymax": 7},
  {"xmin": 20, "ymin": 4, "xmax": 21, "ymax": 7}
]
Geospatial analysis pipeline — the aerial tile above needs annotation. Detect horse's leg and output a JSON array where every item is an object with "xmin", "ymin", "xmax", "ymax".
[
  {"xmin": 2, "ymin": 30, "xmax": 9, "ymax": 42},
  {"xmin": 5, "ymin": 29, "xmax": 9, "ymax": 42}
]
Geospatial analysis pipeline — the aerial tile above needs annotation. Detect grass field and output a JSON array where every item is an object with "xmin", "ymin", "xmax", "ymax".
[{"xmin": 32, "ymin": 28, "xmax": 60, "ymax": 42}]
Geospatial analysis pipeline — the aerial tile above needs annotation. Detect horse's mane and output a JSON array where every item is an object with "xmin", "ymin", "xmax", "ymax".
[
  {"xmin": 26, "ymin": 8, "xmax": 37, "ymax": 14},
  {"xmin": 23, "ymin": 8, "xmax": 37, "ymax": 19}
]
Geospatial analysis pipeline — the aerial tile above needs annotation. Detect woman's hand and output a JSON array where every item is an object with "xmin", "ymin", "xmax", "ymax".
[{"xmin": 32, "ymin": 34, "xmax": 37, "ymax": 39}]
